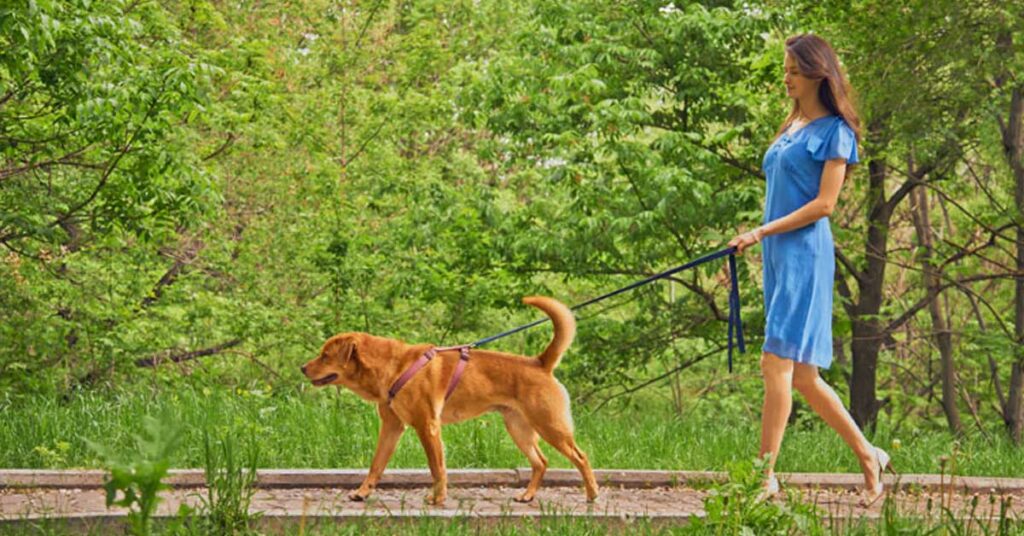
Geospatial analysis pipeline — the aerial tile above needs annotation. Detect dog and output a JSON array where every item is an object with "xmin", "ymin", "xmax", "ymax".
[{"xmin": 300, "ymin": 296, "xmax": 599, "ymax": 506}]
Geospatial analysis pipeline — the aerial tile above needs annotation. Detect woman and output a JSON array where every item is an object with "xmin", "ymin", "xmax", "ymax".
[{"xmin": 727, "ymin": 33, "xmax": 893, "ymax": 506}]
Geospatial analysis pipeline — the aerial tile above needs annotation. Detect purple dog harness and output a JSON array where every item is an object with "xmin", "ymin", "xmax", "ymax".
[{"xmin": 387, "ymin": 345, "xmax": 471, "ymax": 405}]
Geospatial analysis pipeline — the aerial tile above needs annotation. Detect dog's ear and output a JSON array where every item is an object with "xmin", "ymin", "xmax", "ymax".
[
  {"xmin": 321, "ymin": 340, "xmax": 358, "ymax": 368},
  {"xmin": 329, "ymin": 338, "xmax": 358, "ymax": 367},
  {"xmin": 342, "ymin": 340, "xmax": 358, "ymax": 366}
]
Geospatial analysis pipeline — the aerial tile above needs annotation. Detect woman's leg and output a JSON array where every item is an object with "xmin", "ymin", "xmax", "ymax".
[
  {"xmin": 759, "ymin": 352, "xmax": 795, "ymax": 477},
  {"xmin": 791, "ymin": 362, "xmax": 879, "ymax": 488}
]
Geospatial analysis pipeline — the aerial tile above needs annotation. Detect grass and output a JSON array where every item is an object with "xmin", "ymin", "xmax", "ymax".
[
  {"xmin": 3, "ymin": 392, "xmax": 1023, "ymax": 535},
  {"xmin": 2, "ymin": 383, "xmax": 1023, "ymax": 477}
]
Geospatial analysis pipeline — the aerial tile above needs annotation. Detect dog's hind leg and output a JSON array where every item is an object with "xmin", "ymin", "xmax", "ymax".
[
  {"xmin": 527, "ymin": 386, "xmax": 599, "ymax": 502},
  {"xmin": 533, "ymin": 423, "xmax": 599, "ymax": 502},
  {"xmin": 350, "ymin": 403, "xmax": 406, "ymax": 501},
  {"xmin": 500, "ymin": 408, "xmax": 548, "ymax": 502}
]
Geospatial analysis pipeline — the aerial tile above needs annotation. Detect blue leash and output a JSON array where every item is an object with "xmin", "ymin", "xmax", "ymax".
[{"xmin": 470, "ymin": 246, "xmax": 747, "ymax": 372}]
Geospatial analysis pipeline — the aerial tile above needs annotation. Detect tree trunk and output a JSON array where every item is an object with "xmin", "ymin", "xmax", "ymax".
[
  {"xmin": 909, "ymin": 184, "xmax": 962, "ymax": 434},
  {"xmin": 849, "ymin": 132, "xmax": 890, "ymax": 428},
  {"xmin": 1004, "ymin": 84, "xmax": 1024, "ymax": 443}
]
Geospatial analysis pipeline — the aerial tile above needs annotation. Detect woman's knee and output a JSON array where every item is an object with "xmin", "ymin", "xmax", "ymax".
[
  {"xmin": 791, "ymin": 363, "xmax": 820, "ymax": 392},
  {"xmin": 760, "ymin": 352, "xmax": 794, "ymax": 381}
]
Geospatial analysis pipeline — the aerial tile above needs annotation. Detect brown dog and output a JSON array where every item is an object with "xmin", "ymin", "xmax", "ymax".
[{"xmin": 300, "ymin": 296, "xmax": 599, "ymax": 506}]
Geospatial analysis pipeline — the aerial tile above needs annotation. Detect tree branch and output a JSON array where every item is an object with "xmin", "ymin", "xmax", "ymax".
[
  {"xmin": 54, "ymin": 79, "xmax": 167, "ymax": 228},
  {"xmin": 884, "ymin": 272, "xmax": 1019, "ymax": 338},
  {"xmin": 834, "ymin": 257, "xmax": 858, "ymax": 319},
  {"xmin": 201, "ymin": 132, "xmax": 237, "ymax": 162},
  {"xmin": 619, "ymin": 162, "xmax": 695, "ymax": 258},
  {"xmin": 135, "ymin": 339, "xmax": 242, "ymax": 367},
  {"xmin": 0, "ymin": 144, "xmax": 98, "ymax": 181},
  {"xmin": 835, "ymin": 247, "xmax": 866, "ymax": 289},
  {"xmin": 343, "ymin": 119, "xmax": 388, "ymax": 166},
  {"xmin": 353, "ymin": 0, "xmax": 387, "ymax": 51},
  {"xmin": 590, "ymin": 344, "xmax": 721, "ymax": 413}
]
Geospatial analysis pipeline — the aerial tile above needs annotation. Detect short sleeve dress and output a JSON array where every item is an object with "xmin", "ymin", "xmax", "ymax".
[{"xmin": 760, "ymin": 115, "xmax": 859, "ymax": 369}]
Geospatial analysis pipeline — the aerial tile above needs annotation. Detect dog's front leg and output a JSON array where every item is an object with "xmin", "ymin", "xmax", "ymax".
[
  {"xmin": 350, "ymin": 403, "xmax": 406, "ymax": 502},
  {"xmin": 413, "ymin": 418, "xmax": 447, "ymax": 505}
]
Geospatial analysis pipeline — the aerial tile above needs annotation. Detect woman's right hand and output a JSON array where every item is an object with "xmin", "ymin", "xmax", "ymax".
[{"xmin": 728, "ymin": 227, "xmax": 763, "ymax": 254}]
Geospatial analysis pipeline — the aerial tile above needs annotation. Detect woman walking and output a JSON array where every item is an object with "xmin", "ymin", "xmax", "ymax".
[{"xmin": 728, "ymin": 33, "xmax": 893, "ymax": 506}]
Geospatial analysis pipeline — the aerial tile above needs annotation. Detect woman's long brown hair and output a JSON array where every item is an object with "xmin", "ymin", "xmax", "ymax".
[{"xmin": 773, "ymin": 34, "xmax": 861, "ymax": 174}]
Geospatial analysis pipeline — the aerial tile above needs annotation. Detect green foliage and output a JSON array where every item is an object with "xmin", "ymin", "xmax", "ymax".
[
  {"xmin": 0, "ymin": 0, "xmax": 217, "ymax": 243},
  {"xmin": 4, "ymin": 386, "xmax": 1023, "ymax": 478},
  {"xmin": 1, "ymin": 0, "xmax": 1023, "ymax": 453},
  {"xmin": 85, "ymin": 414, "xmax": 182, "ymax": 536},
  {"xmin": 693, "ymin": 456, "xmax": 826, "ymax": 535},
  {"xmin": 453, "ymin": 0, "xmax": 790, "ymax": 385},
  {"xmin": 194, "ymin": 429, "xmax": 261, "ymax": 535},
  {"xmin": 0, "ymin": 0, "xmax": 220, "ymax": 394}
]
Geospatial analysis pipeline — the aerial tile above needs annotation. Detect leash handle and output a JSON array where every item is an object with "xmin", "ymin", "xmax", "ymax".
[{"xmin": 727, "ymin": 248, "xmax": 746, "ymax": 372}]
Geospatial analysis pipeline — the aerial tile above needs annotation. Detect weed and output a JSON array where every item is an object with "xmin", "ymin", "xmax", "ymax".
[{"xmin": 84, "ymin": 414, "xmax": 181, "ymax": 536}]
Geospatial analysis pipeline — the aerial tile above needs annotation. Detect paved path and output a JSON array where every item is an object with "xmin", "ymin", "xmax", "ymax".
[{"xmin": 2, "ymin": 469, "xmax": 1022, "ymax": 529}]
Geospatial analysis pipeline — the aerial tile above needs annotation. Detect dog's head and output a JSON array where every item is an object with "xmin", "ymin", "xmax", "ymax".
[{"xmin": 301, "ymin": 333, "xmax": 361, "ymax": 387}]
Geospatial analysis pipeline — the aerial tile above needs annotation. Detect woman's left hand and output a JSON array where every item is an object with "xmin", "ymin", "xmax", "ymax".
[{"xmin": 728, "ymin": 227, "xmax": 763, "ymax": 254}]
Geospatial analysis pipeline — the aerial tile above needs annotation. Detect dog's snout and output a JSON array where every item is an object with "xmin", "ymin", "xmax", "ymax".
[{"xmin": 300, "ymin": 365, "xmax": 307, "ymax": 375}]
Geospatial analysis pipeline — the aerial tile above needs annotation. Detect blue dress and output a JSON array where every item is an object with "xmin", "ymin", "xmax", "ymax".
[{"xmin": 760, "ymin": 115, "xmax": 859, "ymax": 369}]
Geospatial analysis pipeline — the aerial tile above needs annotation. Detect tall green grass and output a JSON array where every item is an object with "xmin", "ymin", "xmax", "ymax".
[{"xmin": 2, "ymin": 385, "xmax": 1022, "ymax": 477}]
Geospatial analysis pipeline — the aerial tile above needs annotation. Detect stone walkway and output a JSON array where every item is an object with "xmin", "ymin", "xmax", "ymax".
[{"xmin": 2, "ymin": 469, "xmax": 1022, "ymax": 529}]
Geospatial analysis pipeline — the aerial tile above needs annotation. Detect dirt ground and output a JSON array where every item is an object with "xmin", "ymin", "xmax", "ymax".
[{"xmin": 3, "ymin": 483, "xmax": 1022, "ymax": 524}]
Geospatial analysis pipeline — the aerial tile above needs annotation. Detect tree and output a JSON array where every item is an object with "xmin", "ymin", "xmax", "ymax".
[{"xmin": 1, "ymin": 0, "xmax": 216, "ymax": 390}]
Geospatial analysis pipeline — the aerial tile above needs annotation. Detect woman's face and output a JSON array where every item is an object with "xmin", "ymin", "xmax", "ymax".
[{"xmin": 783, "ymin": 52, "xmax": 820, "ymax": 102}]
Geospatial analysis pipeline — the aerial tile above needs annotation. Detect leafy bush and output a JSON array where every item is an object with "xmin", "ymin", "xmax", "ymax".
[
  {"xmin": 85, "ymin": 415, "xmax": 182, "ymax": 536},
  {"xmin": 692, "ymin": 456, "xmax": 826, "ymax": 535}
]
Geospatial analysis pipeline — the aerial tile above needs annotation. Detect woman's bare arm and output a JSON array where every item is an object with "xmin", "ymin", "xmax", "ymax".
[{"xmin": 729, "ymin": 158, "xmax": 848, "ymax": 253}]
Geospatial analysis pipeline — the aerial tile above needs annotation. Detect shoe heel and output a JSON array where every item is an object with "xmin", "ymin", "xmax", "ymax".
[
  {"xmin": 756, "ymin": 475, "xmax": 780, "ymax": 502},
  {"xmin": 876, "ymin": 447, "xmax": 895, "ymax": 475},
  {"xmin": 859, "ymin": 447, "xmax": 891, "ymax": 508}
]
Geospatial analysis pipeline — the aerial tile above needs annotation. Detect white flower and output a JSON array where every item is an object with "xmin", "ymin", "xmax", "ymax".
[
  {"xmin": 742, "ymin": 3, "xmax": 764, "ymax": 17},
  {"xmin": 659, "ymin": 2, "xmax": 679, "ymax": 15}
]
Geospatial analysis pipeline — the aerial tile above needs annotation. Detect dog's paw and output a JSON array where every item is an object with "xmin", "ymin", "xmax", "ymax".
[
  {"xmin": 424, "ymin": 494, "xmax": 446, "ymax": 506},
  {"xmin": 513, "ymin": 492, "xmax": 535, "ymax": 503},
  {"xmin": 348, "ymin": 489, "xmax": 371, "ymax": 502}
]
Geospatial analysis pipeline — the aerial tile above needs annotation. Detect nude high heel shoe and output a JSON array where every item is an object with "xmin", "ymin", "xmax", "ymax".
[
  {"xmin": 756, "ymin": 473, "xmax": 780, "ymax": 502},
  {"xmin": 858, "ymin": 446, "xmax": 895, "ymax": 508}
]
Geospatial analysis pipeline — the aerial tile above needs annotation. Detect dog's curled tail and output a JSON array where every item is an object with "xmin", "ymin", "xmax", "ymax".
[{"xmin": 523, "ymin": 296, "xmax": 576, "ymax": 373}]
